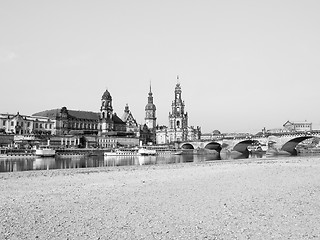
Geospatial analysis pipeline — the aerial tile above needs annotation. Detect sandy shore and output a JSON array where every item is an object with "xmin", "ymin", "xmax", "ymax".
[{"xmin": 1, "ymin": 157, "xmax": 320, "ymax": 239}]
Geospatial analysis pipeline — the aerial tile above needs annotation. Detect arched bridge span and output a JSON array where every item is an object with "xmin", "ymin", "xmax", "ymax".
[
  {"xmin": 180, "ymin": 141, "xmax": 222, "ymax": 152},
  {"xmin": 281, "ymin": 136, "xmax": 313, "ymax": 155}
]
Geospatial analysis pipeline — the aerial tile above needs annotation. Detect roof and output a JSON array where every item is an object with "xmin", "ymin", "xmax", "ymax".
[
  {"xmin": 121, "ymin": 112, "xmax": 130, "ymax": 122},
  {"xmin": 102, "ymin": 89, "xmax": 112, "ymax": 100},
  {"xmin": 68, "ymin": 110, "xmax": 99, "ymax": 120},
  {"xmin": 283, "ymin": 120, "xmax": 312, "ymax": 127},
  {"xmin": 112, "ymin": 114, "xmax": 125, "ymax": 124},
  {"xmin": 33, "ymin": 109, "xmax": 99, "ymax": 120},
  {"xmin": 145, "ymin": 103, "xmax": 156, "ymax": 110},
  {"xmin": 33, "ymin": 109, "xmax": 60, "ymax": 119},
  {"xmin": 33, "ymin": 108, "xmax": 125, "ymax": 124}
]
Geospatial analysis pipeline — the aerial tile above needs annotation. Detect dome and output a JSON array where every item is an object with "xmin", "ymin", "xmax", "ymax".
[
  {"xmin": 145, "ymin": 103, "xmax": 156, "ymax": 111},
  {"xmin": 102, "ymin": 89, "xmax": 112, "ymax": 100}
]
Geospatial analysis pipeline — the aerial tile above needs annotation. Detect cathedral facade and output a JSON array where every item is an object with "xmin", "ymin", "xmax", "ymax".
[
  {"xmin": 156, "ymin": 81, "xmax": 201, "ymax": 144},
  {"xmin": 168, "ymin": 82, "xmax": 188, "ymax": 142}
]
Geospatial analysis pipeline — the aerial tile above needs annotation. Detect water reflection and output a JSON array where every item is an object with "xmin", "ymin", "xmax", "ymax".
[
  {"xmin": 0, "ymin": 152, "xmax": 301, "ymax": 173},
  {"xmin": 33, "ymin": 157, "xmax": 55, "ymax": 170}
]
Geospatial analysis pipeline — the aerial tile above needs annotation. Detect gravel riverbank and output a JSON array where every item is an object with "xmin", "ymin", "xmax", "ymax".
[{"xmin": 1, "ymin": 157, "xmax": 320, "ymax": 239}]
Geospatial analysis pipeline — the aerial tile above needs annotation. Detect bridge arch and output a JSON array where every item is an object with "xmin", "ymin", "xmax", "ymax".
[
  {"xmin": 181, "ymin": 143, "xmax": 195, "ymax": 149},
  {"xmin": 281, "ymin": 136, "xmax": 313, "ymax": 155},
  {"xmin": 233, "ymin": 140, "xmax": 259, "ymax": 155},
  {"xmin": 204, "ymin": 142, "xmax": 222, "ymax": 152}
]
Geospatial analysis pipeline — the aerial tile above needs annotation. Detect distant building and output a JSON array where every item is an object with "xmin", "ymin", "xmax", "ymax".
[
  {"xmin": 0, "ymin": 134, "xmax": 14, "ymax": 148},
  {"xmin": 283, "ymin": 120, "xmax": 312, "ymax": 132},
  {"xmin": 33, "ymin": 107, "xmax": 98, "ymax": 136},
  {"xmin": 33, "ymin": 89, "xmax": 137, "ymax": 137},
  {"xmin": 0, "ymin": 112, "xmax": 55, "ymax": 135},
  {"xmin": 200, "ymin": 130, "xmax": 222, "ymax": 141},
  {"xmin": 32, "ymin": 89, "xmax": 139, "ymax": 148},
  {"xmin": 98, "ymin": 89, "xmax": 139, "ymax": 148},
  {"xmin": 187, "ymin": 126, "xmax": 201, "ymax": 141},
  {"xmin": 156, "ymin": 126, "xmax": 168, "ymax": 144}
]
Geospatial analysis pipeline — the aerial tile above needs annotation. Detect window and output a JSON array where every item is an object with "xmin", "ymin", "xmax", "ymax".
[
  {"xmin": 27, "ymin": 122, "xmax": 30, "ymax": 127},
  {"xmin": 21, "ymin": 122, "xmax": 24, "ymax": 127},
  {"xmin": 3, "ymin": 120, "xmax": 6, "ymax": 125},
  {"xmin": 35, "ymin": 123, "xmax": 38, "ymax": 128},
  {"xmin": 11, "ymin": 122, "xmax": 14, "ymax": 126}
]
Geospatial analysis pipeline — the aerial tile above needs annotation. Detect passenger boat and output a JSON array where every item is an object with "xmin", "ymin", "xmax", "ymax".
[
  {"xmin": 104, "ymin": 148, "xmax": 139, "ymax": 156},
  {"xmin": 138, "ymin": 148, "xmax": 157, "ymax": 156},
  {"xmin": 156, "ymin": 149, "xmax": 183, "ymax": 155},
  {"xmin": 0, "ymin": 148, "xmax": 35, "ymax": 159},
  {"xmin": 34, "ymin": 146, "xmax": 56, "ymax": 157},
  {"xmin": 142, "ymin": 145, "xmax": 182, "ymax": 156}
]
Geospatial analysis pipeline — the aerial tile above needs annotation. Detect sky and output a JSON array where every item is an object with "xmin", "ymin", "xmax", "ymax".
[{"xmin": 1, "ymin": 0, "xmax": 320, "ymax": 134}]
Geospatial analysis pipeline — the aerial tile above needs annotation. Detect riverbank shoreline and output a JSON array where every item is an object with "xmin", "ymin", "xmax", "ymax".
[{"xmin": 1, "ymin": 157, "xmax": 320, "ymax": 239}]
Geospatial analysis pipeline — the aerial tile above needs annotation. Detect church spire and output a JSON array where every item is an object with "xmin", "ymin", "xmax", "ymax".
[
  {"xmin": 145, "ymin": 82, "xmax": 157, "ymax": 130},
  {"xmin": 148, "ymin": 82, "xmax": 154, "ymax": 104}
]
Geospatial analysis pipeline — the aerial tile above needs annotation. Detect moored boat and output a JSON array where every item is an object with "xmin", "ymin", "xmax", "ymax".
[
  {"xmin": 155, "ymin": 149, "xmax": 183, "ymax": 155},
  {"xmin": 0, "ymin": 148, "xmax": 35, "ymax": 159},
  {"xmin": 138, "ymin": 148, "xmax": 157, "ymax": 156},
  {"xmin": 141, "ymin": 145, "xmax": 182, "ymax": 156},
  {"xmin": 104, "ymin": 148, "xmax": 139, "ymax": 156},
  {"xmin": 34, "ymin": 146, "xmax": 56, "ymax": 157}
]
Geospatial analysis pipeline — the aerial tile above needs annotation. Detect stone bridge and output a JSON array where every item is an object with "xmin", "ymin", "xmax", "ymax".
[{"xmin": 179, "ymin": 131, "xmax": 320, "ymax": 159}]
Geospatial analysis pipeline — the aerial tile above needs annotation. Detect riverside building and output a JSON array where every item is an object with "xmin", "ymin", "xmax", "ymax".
[
  {"xmin": 31, "ymin": 89, "xmax": 139, "ymax": 148},
  {"xmin": 0, "ymin": 112, "xmax": 55, "ymax": 135}
]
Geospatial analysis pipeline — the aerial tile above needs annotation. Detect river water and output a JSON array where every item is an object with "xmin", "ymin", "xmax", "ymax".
[{"xmin": 0, "ymin": 152, "xmax": 288, "ymax": 173}]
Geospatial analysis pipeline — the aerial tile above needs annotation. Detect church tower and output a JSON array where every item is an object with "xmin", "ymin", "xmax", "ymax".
[
  {"xmin": 168, "ymin": 77, "xmax": 188, "ymax": 142},
  {"xmin": 100, "ymin": 89, "xmax": 114, "ymax": 134},
  {"xmin": 145, "ymin": 84, "xmax": 157, "ymax": 130}
]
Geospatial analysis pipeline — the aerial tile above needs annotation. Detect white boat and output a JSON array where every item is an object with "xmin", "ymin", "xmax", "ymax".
[
  {"xmin": 104, "ymin": 148, "xmax": 139, "ymax": 156},
  {"xmin": 35, "ymin": 146, "xmax": 56, "ymax": 157},
  {"xmin": 0, "ymin": 149, "xmax": 35, "ymax": 159},
  {"xmin": 155, "ymin": 149, "xmax": 183, "ymax": 155},
  {"xmin": 141, "ymin": 145, "xmax": 183, "ymax": 156},
  {"xmin": 138, "ymin": 148, "xmax": 157, "ymax": 156}
]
